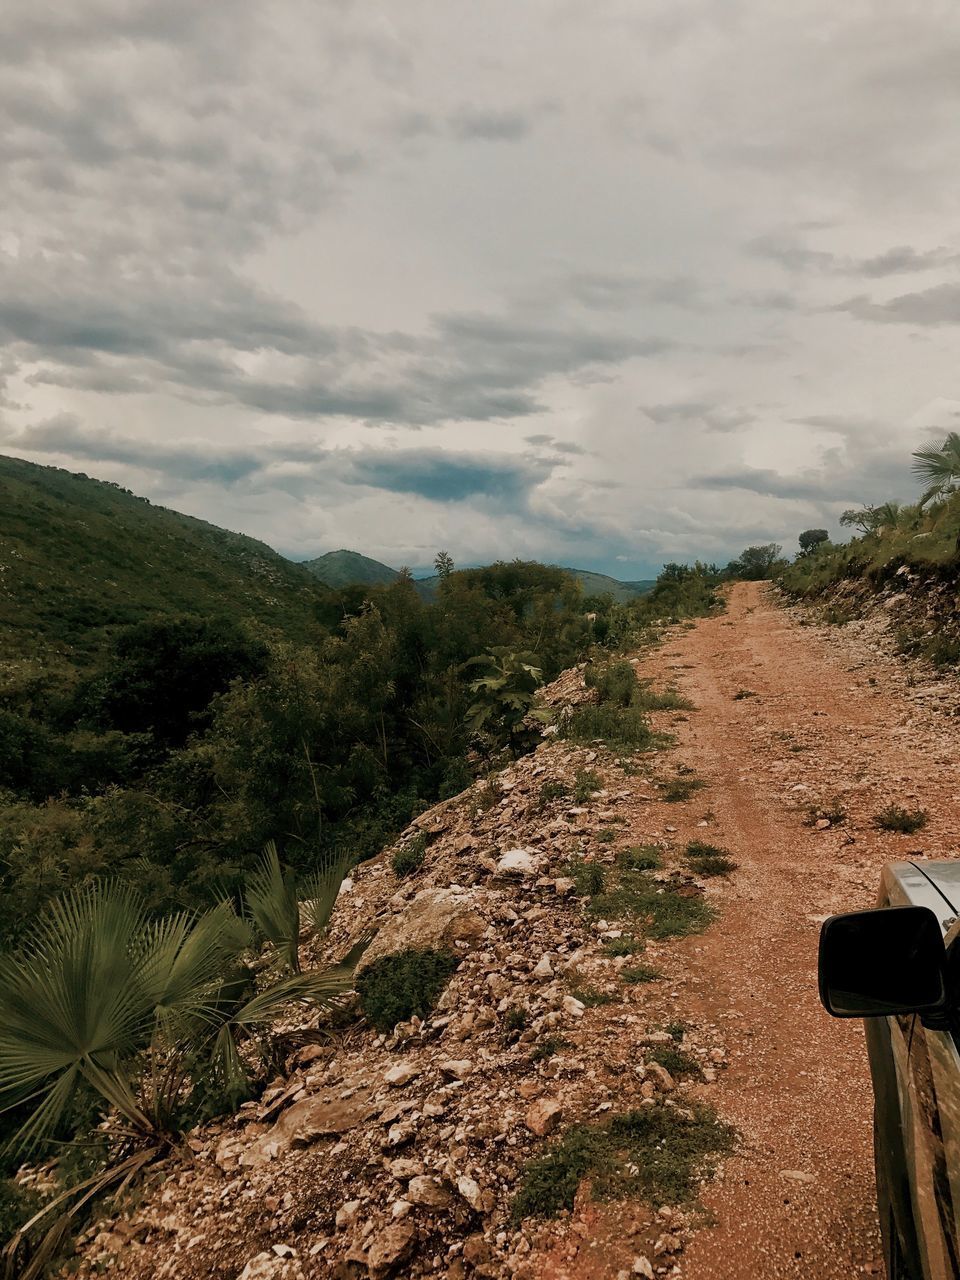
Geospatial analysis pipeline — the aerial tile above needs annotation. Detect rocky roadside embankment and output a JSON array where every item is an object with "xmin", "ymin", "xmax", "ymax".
[{"xmin": 66, "ymin": 642, "xmax": 735, "ymax": 1280}]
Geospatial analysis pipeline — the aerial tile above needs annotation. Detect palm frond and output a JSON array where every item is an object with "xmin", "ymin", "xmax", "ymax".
[
  {"xmin": 912, "ymin": 432, "xmax": 960, "ymax": 504},
  {"xmin": 298, "ymin": 848, "xmax": 352, "ymax": 937},
  {"xmin": 244, "ymin": 841, "xmax": 301, "ymax": 972}
]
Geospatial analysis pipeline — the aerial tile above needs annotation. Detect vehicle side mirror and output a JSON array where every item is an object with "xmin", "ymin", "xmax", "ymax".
[{"xmin": 819, "ymin": 905, "xmax": 947, "ymax": 1019}]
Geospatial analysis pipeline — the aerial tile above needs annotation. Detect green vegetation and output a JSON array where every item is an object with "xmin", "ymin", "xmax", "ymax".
[
  {"xmin": 355, "ymin": 948, "xmax": 459, "ymax": 1032},
  {"xmin": 530, "ymin": 1034, "xmax": 573, "ymax": 1064},
  {"xmin": 512, "ymin": 1103, "xmax": 735, "ymax": 1222},
  {"xmin": 602, "ymin": 934, "xmax": 645, "ymax": 957},
  {"xmin": 562, "ymin": 702, "xmax": 657, "ymax": 751},
  {"xmin": 391, "ymin": 834, "xmax": 428, "ymax": 878},
  {"xmin": 586, "ymin": 863, "xmax": 715, "ymax": 939},
  {"xmin": 649, "ymin": 1044, "xmax": 704, "ymax": 1079},
  {"xmin": 616, "ymin": 845, "xmax": 663, "ymax": 871},
  {"xmin": 538, "ymin": 779, "xmax": 571, "ymax": 808},
  {"xmin": 804, "ymin": 799, "xmax": 847, "ymax": 827},
  {"xmin": 621, "ymin": 963, "xmax": 661, "ymax": 984},
  {"xmin": 565, "ymin": 857, "xmax": 607, "ymax": 898},
  {"xmin": 569, "ymin": 985, "xmax": 618, "ymax": 1007},
  {"xmin": 0, "ymin": 855, "xmax": 356, "ymax": 1274},
  {"xmin": 573, "ymin": 768, "xmax": 603, "ymax": 803},
  {"xmin": 661, "ymin": 772, "xmax": 706, "ymax": 803},
  {"xmin": 874, "ymin": 805, "xmax": 928, "ymax": 834},
  {"xmin": 503, "ymin": 1007, "xmax": 529, "ymax": 1035},
  {"xmin": 684, "ymin": 841, "xmax": 738, "ymax": 877}
]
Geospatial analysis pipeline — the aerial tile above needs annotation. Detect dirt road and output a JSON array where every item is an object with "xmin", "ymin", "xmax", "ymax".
[{"xmin": 640, "ymin": 581, "xmax": 960, "ymax": 1278}]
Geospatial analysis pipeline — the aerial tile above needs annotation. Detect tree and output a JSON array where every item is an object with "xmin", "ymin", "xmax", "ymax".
[
  {"xmin": 912, "ymin": 432, "xmax": 960, "ymax": 506},
  {"xmin": 798, "ymin": 529, "xmax": 829, "ymax": 555},
  {"xmin": 839, "ymin": 502, "xmax": 901, "ymax": 535},
  {"xmin": 726, "ymin": 545, "xmax": 784, "ymax": 580},
  {"xmin": 433, "ymin": 550, "xmax": 454, "ymax": 578}
]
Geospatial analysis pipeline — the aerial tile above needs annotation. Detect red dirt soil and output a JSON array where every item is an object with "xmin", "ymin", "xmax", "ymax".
[{"xmin": 536, "ymin": 580, "xmax": 960, "ymax": 1280}]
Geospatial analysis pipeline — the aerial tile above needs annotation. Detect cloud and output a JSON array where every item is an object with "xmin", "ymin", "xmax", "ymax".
[
  {"xmin": 840, "ymin": 284, "xmax": 960, "ymax": 326},
  {"xmin": 449, "ymin": 108, "xmax": 531, "ymax": 141}
]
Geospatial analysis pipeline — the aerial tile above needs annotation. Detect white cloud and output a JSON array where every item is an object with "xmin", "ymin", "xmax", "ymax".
[{"xmin": 3, "ymin": 0, "xmax": 960, "ymax": 574}]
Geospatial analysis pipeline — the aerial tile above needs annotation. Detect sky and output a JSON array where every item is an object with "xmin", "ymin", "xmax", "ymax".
[{"xmin": 3, "ymin": 1, "xmax": 960, "ymax": 578}]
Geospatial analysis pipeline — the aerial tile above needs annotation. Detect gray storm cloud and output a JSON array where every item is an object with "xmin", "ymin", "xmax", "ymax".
[{"xmin": 2, "ymin": 0, "xmax": 958, "ymax": 573}]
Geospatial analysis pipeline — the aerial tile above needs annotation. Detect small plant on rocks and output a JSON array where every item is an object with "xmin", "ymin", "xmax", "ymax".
[
  {"xmin": 390, "ymin": 834, "xmax": 427, "ymax": 878},
  {"xmin": 616, "ymin": 846, "xmax": 662, "ymax": 872},
  {"xmin": 356, "ymin": 948, "xmax": 459, "ymax": 1032},
  {"xmin": 602, "ymin": 934, "xmax": 645, "ymax": 957},
  {"xmin": 621, "ymin": 963, "xmax": 661, "ymax": 984},
  {"xmin": 530, "ymin": 1034, "xmax": 572, "ymax": 1064},
  {"xmin": 649, "ymin": 1044, "xmax": 703, "ymax": 1080},
  {"xmin": 511, "ymin": 1103, "xmax": 736, "ymax": 1222},
  {"xmin": 537, "ymin": 779, "xmax": 571, "ymax": 809},
  {"xmin": 573, "ymin": 768, "xmax": 603, "ymax": 803},
  {"xmin": 661, "ymin": 773, "xmax": 706, "ymax": 803},
  {"xmin": 874, "ymin": 805, "xmax": 928, "ymax": 834}
]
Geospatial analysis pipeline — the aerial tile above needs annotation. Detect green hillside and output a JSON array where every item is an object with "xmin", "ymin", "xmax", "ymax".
[
  {"xmin": 559, "ymin": 568, "xmax": 654, "ymax": 602},
  {"xmin": 0, "ymin": 453, "xmax": 325, "ymax": 670},
  {"xmin": 299, "ymin": 549, "xmax": 399, "ymax": 588}
]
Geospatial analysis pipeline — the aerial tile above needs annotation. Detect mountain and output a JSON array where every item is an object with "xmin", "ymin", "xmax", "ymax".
[
  {"xmin": 0, "ymin": 453, "xmax": 326, "ymax": 668},
  {"xmin": 302, "ymin": 550, "xmax": 653, "ymax": 602},
  {"xmin": 300, "ymin": 549, "xmax": 399, "ymax": 588},
  {"xmin": 559, "ymin": 568, "xmax": 655, "ymax": 602}
]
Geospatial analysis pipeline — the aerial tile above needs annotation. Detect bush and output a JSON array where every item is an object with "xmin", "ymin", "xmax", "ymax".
[
  {"xmin": 602, "ymin": 934, "xmax": 644, "ymax": 957},
  {"xmin": 512, "ymin": 1103, "xmax": 735, "ymax": 1222},
  {"xmin": 585, "ymin": 661, "xmax": 638, "ymax": 708},
  {"xmin": 563, "ymin": 704, "xmax": 657, "ymax": 752},
  {"xmin": 573, "ymin": 768, "xmax": 603, "ymax": 803},
  {"xmin": 565, "ymin": 858, "xmax": 606, "ymax": 898},
  {"xmin": 649, "ymin": 1045, "xmax": 703, "ymax": 1079},
  {"xmin": 391, "ymin": 834, "xmax": 427, "ymax": 878},
  {"xmin": 874, "ymin": 805, "xmax": 928, "ymax": 834},
  {"xmin": 537, "ymin": 779, "xmax": 571, "ymax": 808},
  {"xmin": 356, "ymin": 949, "xmax": 459, "ymax": 1032}
]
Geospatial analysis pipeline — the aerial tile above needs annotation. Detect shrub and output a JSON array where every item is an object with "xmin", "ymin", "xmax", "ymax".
[
  {"xmin": 391, "ymin": 834, "xmax": 427, "ymax": 878},
  {"xmin": 503, "ymin": 1007, "xmax": 528, "ymax": 1035},
  {"xmin": 874, "ymin": 805, "xmax": 928, "ymax": 834},
  {"xmin": 538, "ymin": 779, "xmax": 571, "ymax": 808},
  {"xmin": 587, "ymin": 872, "xmax": 714, "ymax": 939},
  {"xmin": 356, "ymin": 949, "xmax": 459, "ymax": 1032},
  {"xmin": 562, "ymin": 704, "xmax": 657, "ymax": 752},
  {"xmin": 569, "ymin": 986, "xmax": 617, "ymax": 1007},
  {"xmin": 565, "ymin": 858, "xmax": 606, "ymax": 898},
  {"xmin": 573, "ymin": 768, "xmax": 603, "ymax": 803},
  {"xmin": 603, "ymin": 934, "xmax": 645, "ymax": 957},
  {"xmin": 512, "ymin": 1103, "xmax": 735, "ymax": 1222},
  {"xmin": 633, "ymin": 682, "xmax": 695, "ymax": 712},
  {"xmin": 585, "ymin": 660, "xmax": 638, "ymax": 708},
  {"xmin": 649, "ymin": 1045, "xmax": 703, "ymax": 1079},
  {"xmin": 804, "ymin": 799, "xmax": 847, "ymax": 827}
]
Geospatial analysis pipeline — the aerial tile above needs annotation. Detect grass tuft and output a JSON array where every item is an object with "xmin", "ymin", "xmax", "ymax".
[
  {"xmin": 621, "ymin": 963, "xmax": 661, "ymax": 984},
  {"xmin": 512, "ymin": 1103, "xmax": 736, "ymax": 1222},
  {"xmin": 684, "ymin": 841, "xmax": 737, "ymax": 877},
  {"xmin": 616, "ymin": 845, "xmax": 662, "ymax": 872},
  {"xmin": 602, "ymin": 934, "xmax": 645, "ymax": 958},
  {"xmin": 573, "ymin": 768, "xmax": 603, "ymax": 803},
  {"xmin": 661, "ymin": 773, "xmax": 706, "ymax": 803},
  {"xmin": 874, "ymin": 804, "xmax": 928, "ymax": 834}
]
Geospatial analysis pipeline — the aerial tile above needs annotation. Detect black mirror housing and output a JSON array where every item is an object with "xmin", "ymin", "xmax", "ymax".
[{"xmin": 819, "ymin": 905, "xmax": 947, "ymax": 1019}]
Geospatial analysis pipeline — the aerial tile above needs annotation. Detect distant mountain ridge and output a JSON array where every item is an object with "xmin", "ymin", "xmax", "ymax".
[{"xmin": 299, "ymin": 549, "xmax": 654, "ymax": 602}]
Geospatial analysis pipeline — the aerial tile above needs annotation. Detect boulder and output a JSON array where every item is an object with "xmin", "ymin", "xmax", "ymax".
[{"xmin": 357, "ymin": 888, "xmax": 486, "ymax": 973}]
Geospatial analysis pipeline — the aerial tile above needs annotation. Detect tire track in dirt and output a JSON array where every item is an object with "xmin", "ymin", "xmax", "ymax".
[{"xmin": 641, "ymin": 580, "xmax": 960, "ymax": 1279}]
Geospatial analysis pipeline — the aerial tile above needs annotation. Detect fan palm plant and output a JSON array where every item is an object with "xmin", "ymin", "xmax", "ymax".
[
  {"xmin": 243, "ymin": 840, "xmax": 352, "ymax": 973},
  {"xmin": 912, "ymin": 432, "xmax": 960, "ymax": 506},
  {"xmin": 0, "ymin": 861, "xmax": 362, "ymax": 1279}
]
